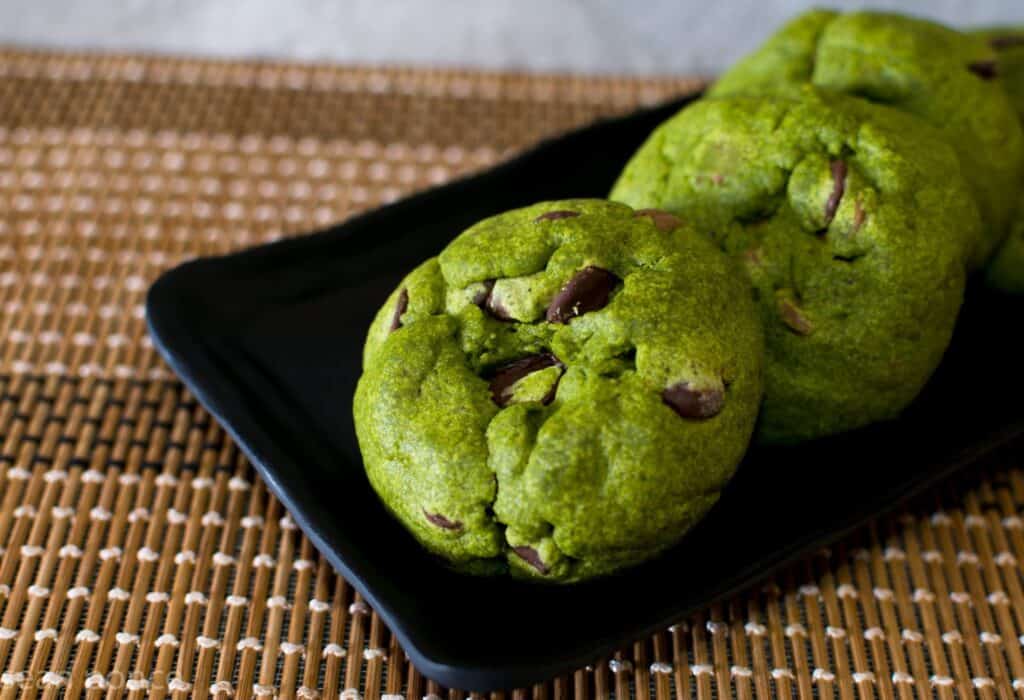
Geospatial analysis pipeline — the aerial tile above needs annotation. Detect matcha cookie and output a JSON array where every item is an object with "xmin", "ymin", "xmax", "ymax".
[
  {"xmin": 975, "ymin": 28, "xmax": 1024, "ymax": 293},
  {"xmin": 710, "ymin": 10, "xmax": 1024, "ymax": 267},
  {"xmin": 355, "ymin": 199, "xmax": 764, "ymax": 582},
  {"xmin": 611, "ymin": 91, "xmax": 979, "ymax": 443}
]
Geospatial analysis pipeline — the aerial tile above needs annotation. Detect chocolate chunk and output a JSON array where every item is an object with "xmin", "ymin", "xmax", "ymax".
[
  {"xmin": 778, "ymin": 297, "xmax": 813, "ymax": 335},
  {"xmin": 824, "ymin": 160, "xmax": 847, "ymax": 226},
  {"xmin": 534, "ymin": 210, "xmax": 580, "ymax": 222},
  {"xmin": 634, "ymin": 208, "xmax": 683, "ymax": 232},
  {"xmin": 990, "ymin": 35, "xmax": 1024, "ymax": 50},
  {"xmin": 512, "ymin": 545, "xmax": 549, "ymax": 574},
  {"xmin": 968, "ymin": 60, "xmax": 998, "ymax": 79},
  {"xmin": 473, "ymin": 279, "xmax": 513, "ymax": 321},
  {"xmin": 423, "ymin": 511, "xmax": 462, "ymax": 531},
  {"xmin": 471, "ymin": 279, "xmax": 494, "ymax": 307},
  {"xmin": 389, "ymin": 288, "xmax": 408, "ymax": 332},
  {"xmin": 489, "ymin": 353, "xmax": 563, "ymax": 407},
  {"xmin": 546, "ymin": 266, "xmax": 621, "ymax": 324},
  {"xmin": 662, "ymin": 382, "xmax": 725, "ymax": 420}
]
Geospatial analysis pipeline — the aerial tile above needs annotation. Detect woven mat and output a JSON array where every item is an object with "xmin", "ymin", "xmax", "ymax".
[{"xmin": 1, "ymin": 47, "xmax": 1023, "ymax": 699}]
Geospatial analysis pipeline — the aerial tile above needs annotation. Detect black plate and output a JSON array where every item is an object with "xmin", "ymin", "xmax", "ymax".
[{"xmin": 147, "ymin": 92, "xmax": 1024, "ymax": 691}]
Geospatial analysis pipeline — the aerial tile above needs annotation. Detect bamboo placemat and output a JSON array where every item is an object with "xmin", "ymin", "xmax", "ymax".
[{"xmin": 1, "ymin": 47, "xmax": 1024, "ymax": 699}]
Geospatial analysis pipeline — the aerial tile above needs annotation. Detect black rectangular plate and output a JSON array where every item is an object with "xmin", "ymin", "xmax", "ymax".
[{"xmin": 147, "ymin": 92, "xmax": 1024, "ymax": 692}]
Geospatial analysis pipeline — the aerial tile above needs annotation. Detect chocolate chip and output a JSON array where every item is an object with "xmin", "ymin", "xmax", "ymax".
[
  {"xmin": 968, "ymin": 60, "xmax": 998, "ymax": 79},
  {"xmin": 778, "ymin": 296, "xmax": 813, "ymax": 335},
  {"xmin": 389, "ymin": 288, "xmax": 408, "ymax": 332},
  {"xmin": 512, "ymin": 545, "xmax": 549, "ymax": 574},
  {"xmin": 489, "ymin": 353, "xmax": 563, "ymax": 407},
  {"xmin": 473, "ymin": 279, "xmax": 514, "ymax": 321},
  {"xmin": 824, "ymin": 160, "xmax": 847, "ymax": 226},
  {"xmin": 471, "ymin": 279, "xmax": 494, "ymax": 307},
  {"xmin": 634, "ymin": 208, "xmax": 683, "ymax": 232},
  {"xmin": 534, "ymin": 210, "xmax": 580, "ymax": 222},
  {"xmin": 990, "ymin": 35, "xmax": 1024, "ymax": 50},
  {"xmin": 423, "ymin": 511, "xmax": 462, "ymax": 531},
  {"xmin": 662, "ymin": 383, "xmax": 725, "ymax": 420},
  {"xmin": 546, "ymin": 266, "xmax": 621, "ymax": 324}
]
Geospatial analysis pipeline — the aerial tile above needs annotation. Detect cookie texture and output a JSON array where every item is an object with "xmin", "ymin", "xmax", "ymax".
[
  {"xmin": 975, "ymin": 27, "xmax": 1024, "ymax": 293},
  {"xmin": 611, "ymin": 91, "xmax": 978, "ymax": 444},
  {"xmin": 710, "ymin": 9, "xmax": 1024, "ymax": 267},
  {"xmin": 355, "ymin": 199, "xmax": 763, "ymax": 582}
]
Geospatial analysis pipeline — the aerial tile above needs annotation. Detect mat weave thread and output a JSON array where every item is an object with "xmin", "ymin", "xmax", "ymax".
[{"xmin": 1, "ymin": 47, "xmax": 1024, "ymax": 699}]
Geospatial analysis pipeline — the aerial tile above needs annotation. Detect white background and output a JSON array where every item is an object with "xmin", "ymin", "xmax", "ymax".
[{"xmin": 2, "ymin": 0, "xmax": 1024, "ymax": 75}]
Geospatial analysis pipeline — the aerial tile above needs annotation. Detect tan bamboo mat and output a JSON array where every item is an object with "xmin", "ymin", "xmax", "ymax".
[{"xmin": 1, "ymin": 47, "xmax": 1024, "ymax": 699}]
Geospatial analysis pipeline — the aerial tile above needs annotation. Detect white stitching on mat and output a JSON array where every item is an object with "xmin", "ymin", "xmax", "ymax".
[
  {"xmin": 0, "ymin": 673, "xmax": 23, "ymax": 687},
  {"xmin": 155, "ymin": 634, "xmax": 179, "ymax": 648},
  {"xmin": 785, "ymin": 624, "xmax": 806, "ymax": 638},
  {"xmin": 41, "ymin": 673, "xmax": 64, "ymax": 687},
  {"xmin": 210, "ymin": 680, "xmax": 234, "ymax": 695},
  {"xmin": 705, "ymin": 620, "xmax": 728, "ymax": 635},
  {"xmin": 197, "ymin": 636, "xmax": 221, "ymax": 649},
  {"xmin": 836, "ymin": 584, "xmax": 858, "ymax": 598},
  {"xmin": 57, "ymin": 540, "xmax": 80, "ymax": 556},
  {"xmin": 85, "ymin": 674, "xmax": 107, "ymax": 689},
  {"xmin": 75, "ymin": 630, "xmax": 99, "ymax": 643},
  {"xmin": 237, "ymin": 637, "xmax": 262, "ymax": 652},
  {"xmin": 942, "ymin": 631, "xmax": 963, "ymax": 644},
  {"xmin": 107, "ymin": 587, "xmax": 130, "ymax": 601},
  {"xmin": 996, "ymin": 552, "xmax": 1018, "ymax": 566}
]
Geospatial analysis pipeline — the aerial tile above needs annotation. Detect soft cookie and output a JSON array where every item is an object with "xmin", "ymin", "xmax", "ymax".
[
  {"xmin": 611, "ymin": 91, "xmax": 980, "ymax": 443},
  {"xmin": 710, "ymin": 10, "xmax": 1024, "ymax": 267},
  {"xmin": 355, "ymin": 199, "xmax": 763, "ymax": 581}
]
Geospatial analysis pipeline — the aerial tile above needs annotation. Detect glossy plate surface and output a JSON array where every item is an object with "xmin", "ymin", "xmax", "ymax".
[{"xmin": 147, "ymin": 93, "xmax": 1024, "ymax": 691}]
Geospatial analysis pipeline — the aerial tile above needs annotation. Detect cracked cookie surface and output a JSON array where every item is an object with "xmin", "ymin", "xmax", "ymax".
[
  {"xmin": 354, "ymin": 199, "xmax": 764, "ymax": 582},
  {"xmin": 709, "ymin": 9, "xmax": 1024, "ymax": 268},
  {"xmin": 611, "ymin": 92, "xmax": 978, "ymax": 444}
]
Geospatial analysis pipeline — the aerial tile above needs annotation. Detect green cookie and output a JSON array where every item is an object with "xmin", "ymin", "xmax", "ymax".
[
  {"xmin": 710, "ymin": 9, "xmax": 1024, "ymax": 268},
  {"xmin": 611, "ymin": 92, "xmax": 978, "ymax": 444},
  {"xmin": 974, "ymin": 28, "xmax": 1024, "ymax": 293},
  {"xmin": 355, "ymin": 199, "xmax": 764, "ymax": 582}
]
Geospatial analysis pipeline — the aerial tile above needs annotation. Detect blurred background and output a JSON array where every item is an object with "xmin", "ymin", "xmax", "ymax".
[{"xmin": 3, "ymin": 0, "xmax": 1023, "ymax": 75}]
